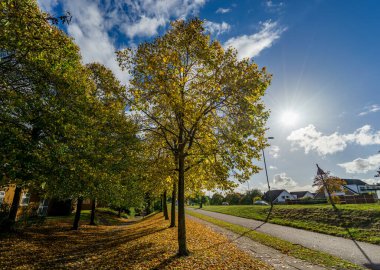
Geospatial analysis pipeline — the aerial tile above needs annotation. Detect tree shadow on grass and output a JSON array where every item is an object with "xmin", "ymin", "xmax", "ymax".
[{"xmin": 151, "ymin": 254, "xmax": 181, "ymax": 270}]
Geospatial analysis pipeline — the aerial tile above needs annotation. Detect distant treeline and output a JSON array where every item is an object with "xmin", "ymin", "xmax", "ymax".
[{"xmin": 189, "ymin": 189, "xmax": 263, "ymax": 205}]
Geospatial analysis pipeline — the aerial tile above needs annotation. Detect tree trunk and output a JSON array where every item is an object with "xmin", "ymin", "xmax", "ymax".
[
  {"xmin": 118, "ymin": 208, "xmax": 121, "ymax": 218},
  {"xmin": 170, "ymin": 182, "xmax": 176, "ymax": 227},
  {"xmin": 323, "ymin": 179, "xmax": 337, "ymax": 210},
  {"xmin": 7, "ymin": 185, "xmax": 22, "ymax": 229},
  {"xmin": 72, "ymin": 197, "xmax": 83, "ymax": 230},
  {"xmin": 90, "ymin": 198, "xmax": 96, "ymax": 225},
  {"xmin": 199, "ymin": 195, "xmax": 203, "ymax": 209},
  {"xmin": 163, "ymin": 190, "xmax": 169, "ymax": 220},
  {"xmin": 177, "ymin": 153, "xmax": 188, "ymax": 256},
  {"xmin": 145, "ymin": 193, "xmax": 151, "ymax": 215}
]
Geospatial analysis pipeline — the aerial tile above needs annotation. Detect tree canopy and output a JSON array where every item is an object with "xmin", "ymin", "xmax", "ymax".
[{"xmin": 0, "ymin": 0, "xmax": 141, "ymax": 229}]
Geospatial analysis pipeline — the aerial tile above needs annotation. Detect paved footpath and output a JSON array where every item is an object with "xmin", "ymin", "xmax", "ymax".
[
  {"xmin": 188, "ymin": 208, "xmax": 380, "ymax": 270},
  {"xmin": 188, "ymin": 214, "xmax": 326, "ymax": 270}
]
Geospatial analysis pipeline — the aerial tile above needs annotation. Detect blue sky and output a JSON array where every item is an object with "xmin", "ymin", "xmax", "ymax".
[{"xmin": 38, "ymin": 0, "xmax": 380, "ymax": 192}]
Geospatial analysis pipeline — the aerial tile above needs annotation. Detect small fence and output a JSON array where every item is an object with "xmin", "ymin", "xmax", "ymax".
[{"xmin": 338, "ymin": 194, "xmax": 377, "ymax": 204}]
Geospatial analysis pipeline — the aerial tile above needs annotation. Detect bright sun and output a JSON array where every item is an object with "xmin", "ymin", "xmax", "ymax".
[{"xmin": 280, "ymin": 111, "xmax": 299, "ymax": 126}]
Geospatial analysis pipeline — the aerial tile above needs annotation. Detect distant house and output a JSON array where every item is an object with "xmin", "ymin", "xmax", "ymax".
[
  {"xmin": 0, "ymin": 185, "xmax": 73, "ymax": 218},
  {"xmin": 342, "ymin": 179, "xmax": 371, "ymax": 194},
  {"xmin": 262, "ymin": 189, "xmax": 294, "ymax": 203},
  {"xmin": 0, "ymin": 184, "xmax": 42, "ymax": 217},
  {"xmin": 290, "ymin": 191, "xmax": 314, "ymax": 199},
  {"xmin": 314, "ymin": 178, "xmax": 379, "ymax": 201}
]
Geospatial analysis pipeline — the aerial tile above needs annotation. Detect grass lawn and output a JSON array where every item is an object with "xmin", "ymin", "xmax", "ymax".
[
  {"xmin": 0, "ymin": 212, "xmax": 271, "ymax": 270},
  {"xmin": 187, "ymin": 209, "xmax": 364, "ymax": 270},
  {"xmin": 199, "ymin": 203, "xmax": 380, "ymax": 244}
]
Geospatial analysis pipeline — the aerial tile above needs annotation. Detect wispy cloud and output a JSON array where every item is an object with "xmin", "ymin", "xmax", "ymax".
[
  {"xmin": 338, "ymin": 154, "xmax": 380, "ymax": 174},
  {"xmin": 216, "ymin": 7, "xmax": 231, "ymax": 14},
  {"xmin": 270, "ymin": 173, "xmax": 314, "ymax": 191},
  {"xmin": 264, "ymin": 0, "xmax": 284, "ymax": 13},
  {"xmin": 204, "ymin": 21, "xmax": 230, "ymax": 35},
  {"xmin": 287, "ymin": 124, "xmax": 380, "ymax": 156},
  {"xmin": 224, "ymin": 20, "xmax": 286, "ymax": 59},
  {"xmin": 269, "ymin": 145, "xmax": 280, "ymax": 158},
  {"xmin": 358, "ymin": 104, "xmax": 380, "ymax": 116},
  {"xmin": 269, "ymin": 165, "xmax": 277, "ymax": 170}
]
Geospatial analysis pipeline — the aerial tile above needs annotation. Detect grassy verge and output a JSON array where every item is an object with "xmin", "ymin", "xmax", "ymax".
[
  {"xmin": 0, "ymin": 213, "xmax": 271, "ymax": 270},
  {"xmin": 200, "ymin": 204, "xmax": 380, "ymax": 244},
  {"xmin": 45, "ymin": 208, "xmax": 132, "ymax": 226},
  {"xmin": 187, "ymin": 209, "xmax": 364, "ymax": 270}
]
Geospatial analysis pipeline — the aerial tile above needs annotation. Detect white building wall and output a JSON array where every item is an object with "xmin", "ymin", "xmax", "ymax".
[{"xmin": 275, "ymin": 191, "xmax": 294, "ymax": 203}]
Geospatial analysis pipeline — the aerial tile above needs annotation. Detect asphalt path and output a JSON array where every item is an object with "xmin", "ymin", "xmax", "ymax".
[
  {"xmin": 189, "ymin": 208, "xmax": 380, "ymax": 270},
  {"xmin": 188, "ymin": 214, "xmax": 326, "ymax": 270}
]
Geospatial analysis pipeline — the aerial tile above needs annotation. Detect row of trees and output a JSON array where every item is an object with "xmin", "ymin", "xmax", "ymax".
[
  {"xmin": 213, "ymin": 189, "xmax": 263, "ymax": 205},
  {"xmin": 190, "ymin": 189, "xmax": 263, "ymax": 206},
  {"xmin": 1, "ymin": 0, "xmax": 145, "ymax": 230},
  {"xmin": 1, "ymin": 0, "xmax": 271, "ymax": 256}
]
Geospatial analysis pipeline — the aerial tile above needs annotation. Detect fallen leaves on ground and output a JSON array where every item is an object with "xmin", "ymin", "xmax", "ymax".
[{"xmin": 0, "ymin": 213, "xmax": 271, "ymax": 269}]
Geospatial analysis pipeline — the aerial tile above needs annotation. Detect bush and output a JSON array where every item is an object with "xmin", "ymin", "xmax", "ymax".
[{"xmin": 253, "ymin": 196, "xmax": 261, "ymax": 202}]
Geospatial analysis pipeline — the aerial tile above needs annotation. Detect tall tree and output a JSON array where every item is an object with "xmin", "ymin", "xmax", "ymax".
[
  {"xmin": 118, "ymin": 19, "xmax": 270, "ymax": 255},
  {"xmin": 45, "ymin": 63, "xmax": 139, "ymax": 230},
  {"xmin": 0, "ymin": 0, "xmax": 88, "ymax": 229}
]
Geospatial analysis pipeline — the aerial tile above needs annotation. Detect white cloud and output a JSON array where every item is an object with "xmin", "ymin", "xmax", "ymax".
[
  {"xmin": 204, "ymin": 21, "xmax": 230, "ymax": 35},
  {"xmin": 224, "ymin": 20, "xmax": 286, "ymax": 59},
  {"xmin": 287, "ymin": 125, "xmax": 347, "ymax": 155},
  {"xmin": 38, "ymin": 0, "xmax": 206, "ymax": 84},
  {"xmin": 363, "ymin": 178, "xmax": 380, "ymax": 185},
  {"xmin": 287, "ymin": 124, "xmax": 380, "ymax": 156},
  {"xmin": 216, "ymin": 8, "xmax": 231, "ymax": 14},
  {"xmin": 269, "ymin": 165, "xmax": 277, "ymax": 170},
  {"xmin": 119, "ymin": 0, "xmax": 205, "ymax": 38},
  {"xmin": 272, "ymin": 173, "xmax": 297, "ymax": 188},
  {"xmin": 270, "ymin": 173, "xmax": 315, "ymax": 192},
  {"xmin": 62, "ymin": 1, "xmax": 127, "ymax": 83},
  {"xmin": 345, "ymin": 125, "xmax": 380, "ymax": 145},
  {"xmin": 358, "ymin": 104, "xmax": 380, "ymax": 116},
  {"xmin": 269, "ymin": 145, "xmax": 280, "ymax": 158},
  {"xmin": 338, "ymin": 154, "xmax": 380, "ymax": 174},
  {"xmin": 124, "ymin": 16, "xmax": 166, "ymax": 38}
]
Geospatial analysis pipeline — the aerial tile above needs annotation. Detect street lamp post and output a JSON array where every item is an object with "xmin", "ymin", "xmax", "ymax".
[
  {"xmin": 263, "ymin": 137, "xmax": 274, "ymax": 190},
  {"xmin": 263, "ymin": 137, "xmax": 274, "ymax": 204}
]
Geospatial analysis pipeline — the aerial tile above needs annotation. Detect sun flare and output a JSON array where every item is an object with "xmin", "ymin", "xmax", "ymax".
[{"xmin": 280, "ymin": 111, "xmax": 299, "ymax": 126}]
